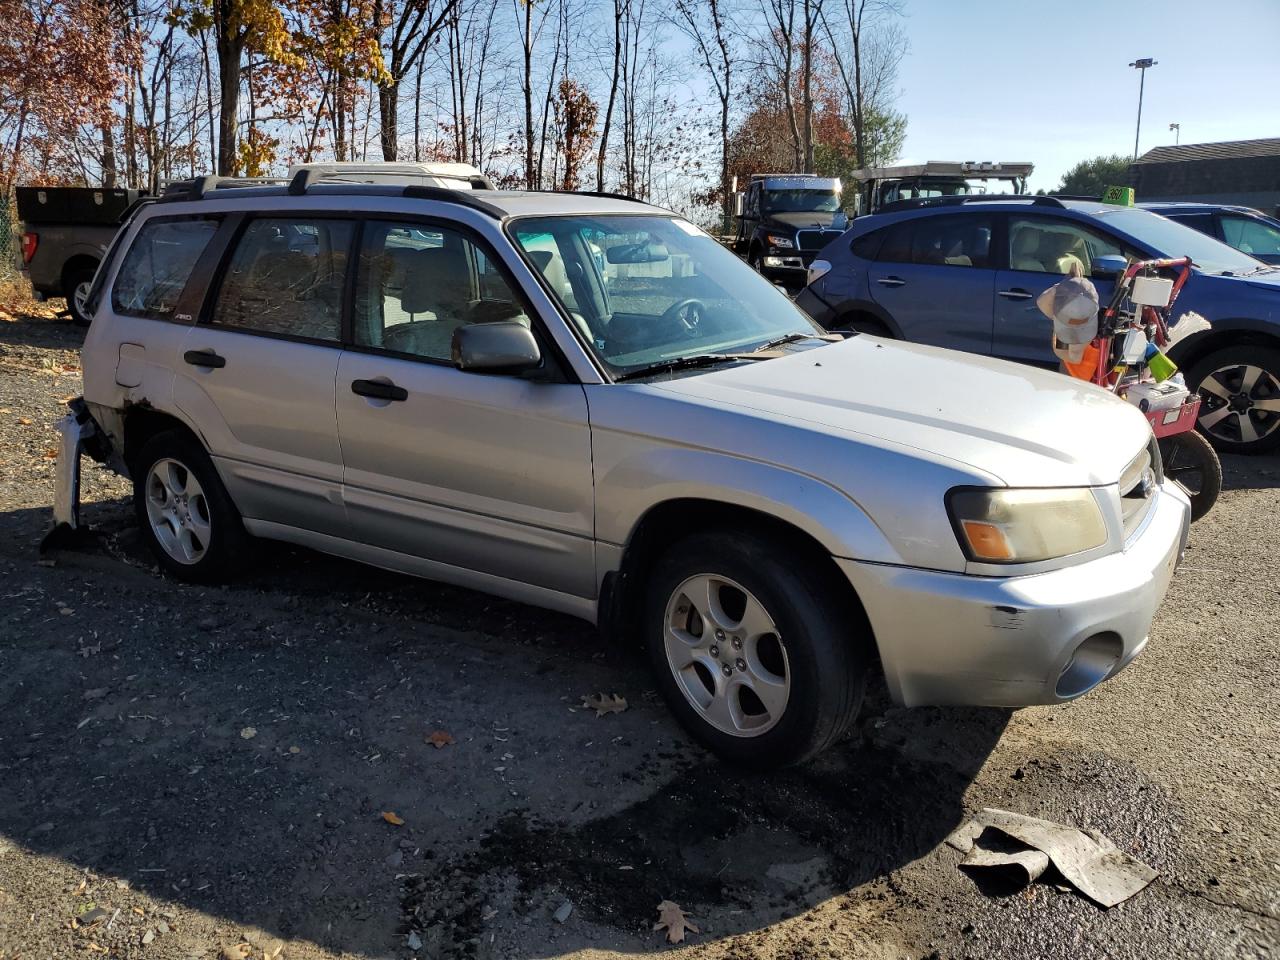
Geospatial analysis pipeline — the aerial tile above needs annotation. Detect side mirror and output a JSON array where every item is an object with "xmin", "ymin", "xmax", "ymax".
[
  {"xmin": 452, "ymin": 321, "xmax": 541, "ymax": 374},
  {"xmin": 1091, "ymin": 255, "xmax": 1128, "ymax": 278},
  {"xmin": 732, "ymin": 192, "xmax": 744, "ymax": 217}
]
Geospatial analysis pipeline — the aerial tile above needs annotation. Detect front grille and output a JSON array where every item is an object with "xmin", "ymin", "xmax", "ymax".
[
  {"xmin": 796, "ymin": 229, "xmax": 842, "ymax": 251},
  {"xmin": 1119, "ymin": 440, "xmax": 1159, "ymax": 537}
]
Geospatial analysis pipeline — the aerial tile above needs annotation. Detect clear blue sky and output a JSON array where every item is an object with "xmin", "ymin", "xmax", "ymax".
[{"xmin": 893, "ymin": 0, "xmax": 1280, "ymax": 191}]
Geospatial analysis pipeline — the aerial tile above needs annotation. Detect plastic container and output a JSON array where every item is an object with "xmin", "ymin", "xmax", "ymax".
[{"xmin": 1126, "ymin": 379, "xmax": 1189, "ymax": 413}]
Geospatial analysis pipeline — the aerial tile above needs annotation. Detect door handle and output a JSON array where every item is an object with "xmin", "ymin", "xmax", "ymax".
[
  {"xmin": 998, "ymin": 288, "xmax": 1034, "ymax": 301},
  {"xmin": 351, "ymin": 378, "xmax": 408, "ymax": 402},
  {"xmin": 876, "ymin": 276, "xmax": 906, "ymax": 287},
  {"xmin": 183, "ymin": 349, "xmax": 226, "ymax": 368}
]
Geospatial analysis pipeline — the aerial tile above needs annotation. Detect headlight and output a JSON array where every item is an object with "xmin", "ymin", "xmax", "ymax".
[
  {"xmin": 947, "ymin": 487, "xmax": 1107, "ymax": 564},
  {"xmin": 765, "ymin": 234, "xmax": 795, "ymax": 249}
]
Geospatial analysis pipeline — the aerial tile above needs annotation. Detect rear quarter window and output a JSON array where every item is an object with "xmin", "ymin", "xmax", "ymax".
[
  {"xmin": 850, "ymin": 229, "xmax": 883, "ymax": 260},
  {"xmin": 112, "ymin": 218, "xmax": 219, "ymax": 318}
]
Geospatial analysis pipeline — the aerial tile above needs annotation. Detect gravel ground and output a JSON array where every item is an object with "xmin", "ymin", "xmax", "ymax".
[{"xmin": 1, "ymin": 313, "xmax": 1277, "ymax": 960}]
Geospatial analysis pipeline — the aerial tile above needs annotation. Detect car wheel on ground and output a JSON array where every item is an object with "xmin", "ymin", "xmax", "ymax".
[
  {"xmin": 1158, "ymin": 430, "xmax": 1222, "ymax": 522},
  {"xmin": 132, "ymin": 429, "xmax": 249, "ymax": 582},
  {"xmin": 64, "ymin": 266, "xmax": 97, "ymax": 326},
  {"xmin": 1187, "ymin": 345, "xmax": 1280, "ymax": 455},
  {"xmin": 644, "ymin": 529, "xmax": 868, "ymax": 769}
]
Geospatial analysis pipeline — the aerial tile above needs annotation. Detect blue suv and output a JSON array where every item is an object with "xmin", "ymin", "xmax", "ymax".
[{"xmin": 796, "ymin": 197, "xmax": 1280, "ymax": 454}]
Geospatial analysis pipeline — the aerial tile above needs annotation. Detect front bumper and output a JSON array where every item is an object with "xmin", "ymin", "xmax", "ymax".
[{"xmin": 839, "ymin": 482, "xmax": 1191, "ymax": 708}]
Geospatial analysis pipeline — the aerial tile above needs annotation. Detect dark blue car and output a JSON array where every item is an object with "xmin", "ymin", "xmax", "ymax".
[{"xmin": 796, "ymin": 197, "xmax": 1280, "ymax": 454}]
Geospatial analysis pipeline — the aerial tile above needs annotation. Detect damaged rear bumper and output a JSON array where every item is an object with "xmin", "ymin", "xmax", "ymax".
[{"xmin": 45, "ymin": 397, "xmax": 120, "ymax": 547}]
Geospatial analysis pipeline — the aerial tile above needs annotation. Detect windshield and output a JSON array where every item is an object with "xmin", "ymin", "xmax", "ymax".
[
  {"xmin": 1098, "ymin": 207, "xmax": 1265, "ymax": 275},
  {"xmin": 761, "ymin": 190, "xmax": 841, "ymax": 213},
  {"xmin": 509, "ymin": 214, "xmax": 824, "ymax": 377}
]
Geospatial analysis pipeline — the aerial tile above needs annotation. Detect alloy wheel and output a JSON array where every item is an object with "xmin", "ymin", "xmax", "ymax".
[
  {"xmin": 1196, "ymin": 363, "xmax": 1280, "ymax": 445},
  {"xmin": 663, "ymin": 574, "xmax": 790, "ymax": 738},
  {"xmin": 144, "ymin": 458, "xmax": 212, "ymax": 565}
]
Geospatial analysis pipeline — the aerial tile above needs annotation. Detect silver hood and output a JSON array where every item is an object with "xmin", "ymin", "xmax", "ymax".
[{"xmin": 652, "ymin": 336, "xmax": 1153, "ymax": 489}]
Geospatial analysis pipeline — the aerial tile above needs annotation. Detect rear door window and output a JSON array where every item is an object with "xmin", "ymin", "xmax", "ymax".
[
  {"xmin": 111, "ymin": 218, "xmax": 219, "ymax": 318},
  {"xmin": 875, "ymin": 215, "xmax": 991, "ymax": 268},
  {"xmin": 209, "ymin": 218, "xmax": 355, "ymax": 342}
]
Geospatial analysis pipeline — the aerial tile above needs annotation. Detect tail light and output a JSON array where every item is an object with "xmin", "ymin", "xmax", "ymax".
[{"xmin": 20, "ymin": 231, "xmax": 37, "ymax": 265}]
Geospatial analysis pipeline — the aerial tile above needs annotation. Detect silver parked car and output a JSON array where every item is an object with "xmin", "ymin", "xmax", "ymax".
[{"xmin": 65, "ymin": 176, "xmax": 1191, "ymax": 767}]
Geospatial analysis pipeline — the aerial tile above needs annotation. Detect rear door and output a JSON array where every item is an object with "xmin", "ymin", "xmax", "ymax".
[
  {"xmin": 335, "ymin": 219, "xmax": 595, "ymax": 600},
  {"xmin": 865, "ymin": 213, "xmax": 996, "ymax": 353},
  {"xmin": 993, "ymin": 214, "xmax": 1126, "ymax": 364},
  {"xmin": 172, "ymin": 215, "xmax": 354, "ymax": 536}
]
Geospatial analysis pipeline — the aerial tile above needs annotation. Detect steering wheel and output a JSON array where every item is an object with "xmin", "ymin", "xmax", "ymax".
[{"xmin": 661, "ymin": 298, "xmax": 708, "ymax": 337}]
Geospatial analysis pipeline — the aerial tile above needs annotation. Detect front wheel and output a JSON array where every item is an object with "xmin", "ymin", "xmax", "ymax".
[
  {"xmin": 644, "ymin": 530, "xmax": 868, "ymax": 768},
  {"xmin": 1160, "ymin": 430, "xmax": 1222, "ymax": 522}
]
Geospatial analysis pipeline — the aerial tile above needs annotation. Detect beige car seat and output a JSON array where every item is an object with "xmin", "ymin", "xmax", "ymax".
[{"xmin": 1011, "ymin": 228, "xmax": 1044, "ymax": 271}]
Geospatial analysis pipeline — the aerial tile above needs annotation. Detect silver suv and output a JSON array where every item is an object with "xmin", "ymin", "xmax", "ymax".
[{"xmin": 65, "ymin": 176, "xmax": 1191, "ymax": 767}]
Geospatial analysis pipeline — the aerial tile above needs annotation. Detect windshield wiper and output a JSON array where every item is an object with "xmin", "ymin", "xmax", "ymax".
[
  {"xmin": 750, "ymin": 332, "xmax": 823, "ymax": 352},
  {"xmin": 614, "ymin": 353, "xmax": 762, "ymax": 382}
]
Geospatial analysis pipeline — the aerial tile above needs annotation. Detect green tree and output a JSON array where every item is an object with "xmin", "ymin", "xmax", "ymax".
[{"xmin": 1056, "ymin": 154, "xmax": 1131, "ymax": 197}]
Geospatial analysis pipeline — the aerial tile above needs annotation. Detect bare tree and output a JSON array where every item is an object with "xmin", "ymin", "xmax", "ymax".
[
  {"xmin": 821, "ymin": 0, "xmax": 906, "ymax": 168},
  {"xmin": 373, "ymin": 0, "xmax": 456, "ymax": 161},
  {"xmin": 759, "ymin": 0, "xmax": 800, "ymax": 171},
  {"xmin": 595, "ymin": 0, "xmax": 624, "ymax": 191},
  {"xmin": 672, "ymin": 0, "xmax": 735, "ymax": 222}
]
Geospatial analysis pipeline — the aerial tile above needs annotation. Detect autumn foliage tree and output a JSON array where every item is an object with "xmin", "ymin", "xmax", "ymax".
[{"xmin": 552, "ymin": 76, "xmax": 596, "ymax": 190}]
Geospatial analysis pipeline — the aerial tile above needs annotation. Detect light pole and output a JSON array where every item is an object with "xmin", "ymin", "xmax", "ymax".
[
  {"xmin": 1130, "ymin": 58, "xmax": 1158, "ymax": 159},
  {"xmin": 1169, "ymin": 122, "xmax": 1180, "ymax": 145}
]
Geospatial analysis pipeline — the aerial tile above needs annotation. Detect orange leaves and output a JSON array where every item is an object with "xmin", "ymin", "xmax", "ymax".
[
  {"xmin": 426, "ymin": 729, "xmax": 456, "ymax": 749},
  {"xmin": 381, "ymin": 811, "xmax": 405, "ymax": 826}
]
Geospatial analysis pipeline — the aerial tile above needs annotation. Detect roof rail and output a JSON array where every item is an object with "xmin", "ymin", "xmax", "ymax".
[
  {"xmin": 289, "ymin": 165, "xmax": 497, "ymax": 194},
  {"xmin": 401, "ymin": 184, "xmax": 507, "ymax": 217},
  {"xmin": 878, "ymin": 194, "xmax": 1064, "ymax": 213}
]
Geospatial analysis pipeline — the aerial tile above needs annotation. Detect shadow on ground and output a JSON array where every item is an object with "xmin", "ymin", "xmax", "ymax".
[{"xmin": 0, "ymin": 497, "xmax": 1009, "ymax": 957}]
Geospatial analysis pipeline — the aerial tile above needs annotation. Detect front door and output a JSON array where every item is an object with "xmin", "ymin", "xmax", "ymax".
[
  {"xmin": 335, "ymin": 219, "xmax": 595, "ymax": 600},
  {"xmin": 866, "ymin": 213, "xmax": 996, "ymax": 353},
  {"xmin": 993, "ymin": 215, "xmax": 1123, "ymax": 364},
  {"xmin": 172, "ymin": 215, "xmax": 354, "ymax": 535}
]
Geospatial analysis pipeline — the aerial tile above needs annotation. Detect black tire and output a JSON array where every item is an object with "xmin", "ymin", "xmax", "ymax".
[
  {"xmin": 748, "ymin": 247, "xmax": 764, "ymax": 273},
  {"xmin": 63, "ymin": 266, "xmax": 97, "ymax": 327},
  {"xmin": 1185, "ymin": 345, "xmax": 1280, "ymax": 455},
  {"xmin": 132, "ymin": 429, "xmax": 249, "ymax": 583},
  {"xmin": 643, "ymin": 529, "xmax": 868, "ymax": 769},
  {"xmin": 1159, "ymin": 430, "xmax": 1222, "ymax": 523}
]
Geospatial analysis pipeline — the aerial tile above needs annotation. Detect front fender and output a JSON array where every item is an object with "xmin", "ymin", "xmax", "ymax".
[{"xmin": 595, "ymin": 444, "xmax": 904, "ymax": 566}]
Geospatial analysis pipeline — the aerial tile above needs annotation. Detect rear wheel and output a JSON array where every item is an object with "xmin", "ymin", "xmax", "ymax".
[
  {"xmin": 1159, "ymin": 430, "xmax": 1221, "ymax": 522},
  {"xmin": 132, "ymin": 430, "xmax": 249, "ymax": 582},
  {"xmin": 644, "ymin": 530, "xmax": 868, "ymax": 768},
  {"xmin": 1186, "ymin": 345, "xmax": 1280, "ymax": 454},
  {"xmin": 64, "ymin": 266, "xmax": 97, "ymax": 327}
]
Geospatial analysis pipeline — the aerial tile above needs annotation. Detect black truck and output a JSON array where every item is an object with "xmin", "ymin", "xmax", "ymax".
[
  {"xmin": 16, "ymin": 186, "xmax": 144, "ymax": 325},
  {"xmin": 730, "ymin": 174, "xmax": 847, "ymax": 290}
]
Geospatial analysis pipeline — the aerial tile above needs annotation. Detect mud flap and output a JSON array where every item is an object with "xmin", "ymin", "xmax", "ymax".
[{"xmin": 42, "ymin": 399, "xmax": 106, "ymax": 552}]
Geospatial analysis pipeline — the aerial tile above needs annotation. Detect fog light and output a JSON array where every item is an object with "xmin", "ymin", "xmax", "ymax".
[{"xmin": 764, "ymin": 256, "xmax": 784, "ymax": 267}]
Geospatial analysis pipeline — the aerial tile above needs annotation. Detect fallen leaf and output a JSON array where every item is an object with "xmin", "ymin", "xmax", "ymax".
[
  {"xmin": 653, "ymin": 900, "xmax": 698, "ymax": 944},
  {"xmin": 426, "ymin": 730, "xmax": 455, "ymax": 749},
  {"xmin": 381, "ymin": 811, "xmax": 405, "ymax": 826},
  {"xmin": 42, "ymin": 448, "xmax": 58, "ymax": 459},
  {"xmin": 239, "ymin": 727, "xmax": 257, "ymax": 740},
  {"xmin": 17, "ymin": 417, "xmax": 31, "ymax": 425},
  {"xmin": 581, "ymin": 693, "xmax": 628, "ymax": 717},
  {"xmin": 220, "ymin": 944, "xmax": 252, "ymax": 960}
]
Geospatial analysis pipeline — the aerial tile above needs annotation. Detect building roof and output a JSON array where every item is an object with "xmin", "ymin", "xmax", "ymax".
[{"xmin": 1134, "ymin": 138, "xmax": 1280, "ymax": 165}]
